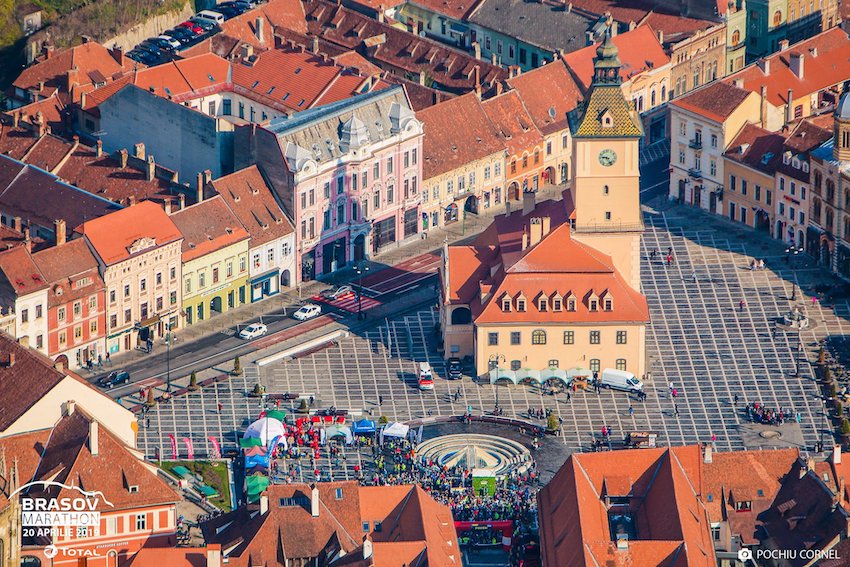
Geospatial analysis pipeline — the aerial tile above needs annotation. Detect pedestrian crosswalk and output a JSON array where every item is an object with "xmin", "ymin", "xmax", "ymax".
[{"xmin": 312, "ymin": 292, "xmax": 381, "ymax": 313}]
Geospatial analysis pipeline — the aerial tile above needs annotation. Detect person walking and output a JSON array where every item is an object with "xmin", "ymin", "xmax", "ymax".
[
  {"xmin": 217, "ymin": 402, "xmax": 223, "ymax": 413},
  {"xmin": 672, "ymin": 388, "xmax": 678, "ymax": 398},
  {"xmin": 739, "ymin": 299, "xmax": 746, "ymax": 312},
  {"xmin": 674, "ymin": 404, "xmax": 680, "ymax": 417},
  {"xmin": 378, "ymin": 395, "xmax": 384, "ymax": 406},
  {"xmin": 628, "ymin": 405, "xmax": 634, "ymax": 416},
  {"xmin": 711, "ymin": 433, "xmax": 717, "ymax": 444},
  {"xmin": 97, "ymin": 354, "xmax": 103, "ymax": 368},
  {"xmin": 734, "ymin": 394, "xmax": 739, "ymax": 407},
  {"xmin": 668, "ymin": 381, "xmax": 674, "ymax": 394},
  {"xmin": 566, "ymin": 391, "xmax": 571, "ymax": 402}
]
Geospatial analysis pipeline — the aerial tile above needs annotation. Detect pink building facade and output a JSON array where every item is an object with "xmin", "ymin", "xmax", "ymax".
[{"xmin": 242, "ymin": 87, "xmax": 423, "ymax": 281}]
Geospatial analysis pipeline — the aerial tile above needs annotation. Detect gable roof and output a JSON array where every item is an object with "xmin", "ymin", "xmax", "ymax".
[
  {"xmin": 80, "ymin": 200, "xmax": 182, "ymax": 265},
  {"xmin": 0, "ymin": 245, "xmax": 46, "ymax": 298},
  {"xmin": 724, "ymin": 123, "xmax": 789, "ymax": 175},
  {"xmin": 32, "ymin": 239, "xmax": 102, "ymax": 307},
  {"xmin": 563, "ymin": 25, "xmax": 669, "ymax": 91},
  {"xmin": 480, "ymin": 90, "xmax": 543, "ymax": 156},
  {"xmin": 169, "ymin": 196, "xmax": 250, "ymax": 261},
  {"xmin": 670, "ymin": 80, "xmax": 754, "ymax": 123},
  {"xmin": 217, "ymin": 0, "xmax": 307, "ymax": 46},
  {"xmin": 565, "ymin": 0, "xmax": 718, "ymax": 42},
  {"xmin": 505, "ymin": 59, "xmax": 583, "ymax": 135},
  {"xmin": 724, "ymin": 28, "xmax": 850, "ymax": 107},
  {"xmin": 212, "ymin": 166, "xmax": 293, "ymax": 247},
  {"xmin": 417, "ymin": 92, "xmax": 504, "ymax": 179}
]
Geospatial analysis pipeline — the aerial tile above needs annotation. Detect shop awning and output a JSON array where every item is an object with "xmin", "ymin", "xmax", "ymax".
[
  {"xmin": 515, "ymin": 369, "xmax": 542, "ymax": 383},
  {"xmin": 540, "ymin": 367, "xmax": 568, "ymax": 382},
  {"xmin": 352, "ymin": 419, "xmax": 377, "ymax": 434},
  {"xmin": 383, "ymin": 422, "xmax": 410, "ymax": 438},
  {"xmin": 488, "ymin": 368, "xmax": 516, "ymax": 384}
]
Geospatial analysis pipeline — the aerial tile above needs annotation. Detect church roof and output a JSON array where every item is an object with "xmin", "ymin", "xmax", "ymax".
[{"xmin": 569, "ymin": 85, "xmax": 643, "ymax": 138}]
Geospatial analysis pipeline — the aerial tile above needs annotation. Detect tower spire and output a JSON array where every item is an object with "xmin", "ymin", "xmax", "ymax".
[{"xmin": 592, "ymin": 27, "xmax": 621, "ymax": 86}]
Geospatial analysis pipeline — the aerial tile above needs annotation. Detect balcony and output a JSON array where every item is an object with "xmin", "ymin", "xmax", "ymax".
[
  {"xmin": 689, "ymin": 138, "xmax": 703, "ymax": 150},
  {"xmin": 688, "ymin": 168, "xmax": 703, "ymax": 180}
]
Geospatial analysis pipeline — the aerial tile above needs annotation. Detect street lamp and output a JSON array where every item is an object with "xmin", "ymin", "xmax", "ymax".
[
  {"xmin": 355, "ymin": 262, "xmax": 370, "ymax": 320},
  {"xmin": 785, "ymin": 246, "xmax": 804, "ymax": 301},
  {"xmin": 165, "ymin": 321, "xmax": 173, "ymax": 394},
  {"xmin": 489, "ymin": 353, "xmax": 505, "ymax": 412}
]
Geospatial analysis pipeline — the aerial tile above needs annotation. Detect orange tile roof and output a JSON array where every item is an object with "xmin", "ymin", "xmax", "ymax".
[
  {"xmin": 0, "ymin": 245, "xmax": 46, "ymax": 297},
  {"xmin": 506, "ymin": 59, "xmax": 583, "ymax": 135},
  {"xmin": 724, "ymin": 123, "xmax": 789, "ymax": 175},
  {"xmin": 332, "ymin": 51, "xmax": 384, "ymax": 76},
  {"xmin": 567, "ymin": 0, "xmax": 715, "ymax": 39},
  {"xmin": 212, "ymin": 165, "xmax": 294, "ymax": 247},
  {"xmin": 724, "ymin": 27, "xmax": 850, "ymax": 107},
  {"xmin": 32, "ymin": 239, "xmax": 103, "ymax": 307},
  {"xmin": 670, "ymin": 81, "xmax": 754, "ymax": 123},
  {"xmin": 0, "ymin": 427, "xmax": 50, "ymax": 508},
  {"xmin": 6, "ymin": 93, "xmax": 65, "ymax": 132},
  {"xmin": 125, "ymin": 545, "xmax": 220, "ymax": 567},
  {"xmin": 169, "ymin": 196, "xmax": 250, "ymax": 262},
  {"xmin": 80, "ymin": 200, "xmax": 182, "ymax": 265},
  {"xmin": 417, "ymin": 92, "xmax": 504, "ymax": 179},
  {"xmin": 219, "ymin": 0, "xmax": 307, "ymax": 43},
  {"xmin": 13, "ymin": 41, "xmax": 136, "ymax": 104},
  {"xmin": 480, "ymin": 90, "xmax": 543, "ymax": 157},
  {"xmin": 449, "ymin": 207, "xmax": 649, "ymax": 325},
  {"xmin": 538, "ymin": 446, "xmax": 715, "ymax": 567},
  {"xmin": 17, "ymin": 134, "xmax": 73, "ymax": 173},
  {"xmin": 405, "ymin": 0, "xmax": 485, "ymax": 19},
  {"xmin": 562, "ymin": 25, "xmax": 669, "ymax": 91}
]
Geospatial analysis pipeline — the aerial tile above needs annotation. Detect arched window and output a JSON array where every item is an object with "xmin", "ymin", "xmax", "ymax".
[
  {"xmin": 532, "ymin": 329, "xmax": 547, "ymax": 345},
  {"xmin": 827, "ymin": 179, "xmax": 836, "ymax": 203},
  {"xmin": 589, "ymin": 358, "xmax": 600, "ymax": 372},
  {"xmin": 814, "ymin": 170, "xmax": 822, "ymax": 190},
  {"xmin": 826, "ymin": 209, "xmax": 835, "ymax": 231},
  {"xmin": 661, "ymin": 84, "xmax": 666, "ymax": 101},
  {"xmin": 813, "ymin": 198, "xmax": 822, "ymax": 222},
  {"xmin": 731, "ymin": 29, "xmax": 741, "ymax": 45},
  {"xmin": 21, "ymin": 557, "xmax": 41, "ymax": 567},
  {"xmin": 616, "ymin": 358, "xmax": 627, "ymax": 371},
  {"xmin": 773, "ymin": 10, "xmax": 782, "ymax": 26},
  {"xmin": 450, "ymin": 306, "xmax": 471, "ymax": 325},
  {"xmin": 650, "ymin": 89, "xmax": 656, "ymax": 107}
]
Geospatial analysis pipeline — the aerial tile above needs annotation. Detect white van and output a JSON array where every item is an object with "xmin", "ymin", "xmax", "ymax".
[
  {"xmin": 418, "ymin": 362, "xmax": 434, "ymax": 390},
  {"xmin": 195, "ymin": 10, "xmax": 225, "ymax": 25},
  {"xmin": 598, "ymin": 368, "xmax": 643, "ymax": 393}
]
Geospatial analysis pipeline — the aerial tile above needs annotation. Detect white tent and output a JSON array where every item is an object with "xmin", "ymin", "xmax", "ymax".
[
  {"xmin": 382, "ymin": 422, "xmax": 410, "ymax": 438},
  {"xmin": 243, "ymin": 417, "xmax": 286, "ymax": 447},
  {"xmin": 326, "ymin": 425, "xmax": 353, "ymax": 444}
]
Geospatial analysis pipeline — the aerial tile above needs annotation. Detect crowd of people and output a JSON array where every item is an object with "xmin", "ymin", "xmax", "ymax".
[{"xmin": 745, "ymin": 402, "xmax": 801, "ymax": 425}]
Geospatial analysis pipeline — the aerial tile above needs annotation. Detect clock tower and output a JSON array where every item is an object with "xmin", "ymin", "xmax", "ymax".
[{"xmin": 569, "ymin": 30, "xmax": 643, "ymax": 290}]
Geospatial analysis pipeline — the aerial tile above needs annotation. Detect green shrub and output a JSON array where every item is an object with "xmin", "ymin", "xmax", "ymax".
[
  {"xmin": 841, "ymin": 418, "xmax": 850, "ymax": 436},
  {"xmin": 378, "ymin": 415, "xmax": 389, "ymax": 425}
]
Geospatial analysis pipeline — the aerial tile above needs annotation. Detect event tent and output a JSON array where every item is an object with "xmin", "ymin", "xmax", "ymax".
[{"xmin": 382, "ymin": 422, "xmax": 410, "ymax": 438}]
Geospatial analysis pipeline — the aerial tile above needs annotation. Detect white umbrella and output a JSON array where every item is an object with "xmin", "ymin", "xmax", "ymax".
[
  {"xmin": 382, "ymin": 422, "xmax": 410, "ymax": 438},
  {"xmin": 243, "ymin": 417, "xmax": 286, "ymax": 447}
]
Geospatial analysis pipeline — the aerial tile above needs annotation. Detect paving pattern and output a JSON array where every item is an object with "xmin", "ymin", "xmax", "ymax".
[
  {"xmin": 311, "ymin": 292, "xmax": 382, "ymax": 313},
  {"xmin": 138, "ymin": 208, "xmax": 843, "ymax": 482}
]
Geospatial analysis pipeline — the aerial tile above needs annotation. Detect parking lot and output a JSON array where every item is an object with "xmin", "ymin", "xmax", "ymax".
[{"xmin": 138, "ymin": 207, "xmax": 845, "ymax": 478}]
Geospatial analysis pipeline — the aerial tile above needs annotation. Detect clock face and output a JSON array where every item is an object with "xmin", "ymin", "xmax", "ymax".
[{"xmin": 598, "ymin": 149, "xmax": 617, "ymax": 167}]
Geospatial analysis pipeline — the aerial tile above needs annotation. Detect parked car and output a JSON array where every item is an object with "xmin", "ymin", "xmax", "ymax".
[
  {"xmin": 178, "ymin": 20, "xmax": 206, "ymax": 34},
  {"xmin": 194, "ymin": 10, "xmax": 225, "ymax": 25},
  {"xmin": 418, "ymin": 362, "xmax": 434, "ymax": 390},
  {"xmin": 447, "ymin": 357, "xmax": 463, "ymax": 380},
  {"xmin": 155, "ymin": 35, "xmax": 181, "ymax": 50},
  {"xmin": 322, "ymin": 285, "xmax": 354, "ymax": 300},
  {"xmin": 143, "ymin": 37, "xmax": 176, "ymax": 52},
  {"xmin": 213, "ymin": 4, "xmax": 242, "ymax": 18},
  {"xmin": 163, "ymin": 27, "xmax": 196, "ymax": 44},
  {"xmin": 217, "ymin": 0, "xmax": 251, "ymax": 10},
  {"xmin": 97, "ymin": 370, "xmax": 130, "ymax": 388},
  {"xmin": 293, "ymin": 304, "xmax": 322, "ymax": 321},
  {"xmin": 126, "ymin": 49, "xmax": 158, "ymax": 64},
  {"xmin": 189, "ymin": 17, "xmax": 219, "ymax": 32},
  {"xmin": 137, "ymin": 41, "xmax": 165, "ymax": 58},
  {"xmin": 239, "ymin": 322, "xmax": 268, "ymax": 340}
]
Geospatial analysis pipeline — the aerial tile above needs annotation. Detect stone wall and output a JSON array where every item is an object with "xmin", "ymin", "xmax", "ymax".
[{"xmin": 102, "ymin": 1, "xmax": 195, "ymax": 52}]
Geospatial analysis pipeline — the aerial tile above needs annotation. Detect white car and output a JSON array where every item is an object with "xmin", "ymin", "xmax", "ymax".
[
  {"xmin": 156, "ymin": 35, "xmax": 181, "ymax": 49},
  {"xmin": 293, "ymin": 304, "xmax": 322, "ymax": 321},
  {"xmin": 323, "ymin": 285, "xmax": 354, "ymax": 300},
  {"xmin": 239, "ymin": 323, "xmax": 268, "ymax": 340}
]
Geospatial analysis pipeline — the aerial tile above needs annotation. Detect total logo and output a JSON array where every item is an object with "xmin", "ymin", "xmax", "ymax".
[
  {"xmin": 43, "ymin": 545, "xmax": 58, "ymax": 559},
  {"xmin": 41, "ymin": 545, "xmax": 100, "ymax": 560}
]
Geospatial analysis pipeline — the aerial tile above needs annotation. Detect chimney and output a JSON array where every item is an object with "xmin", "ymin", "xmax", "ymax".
[
  {"xmin": 80, "ymin": 91, "xmax": 86, "ymax": 111},
  {"xmin": 204, "ymin": 169, "xmax": 212, "ymax": 185},
  {"xmin": 311, "ymin": 483, "xmax": 320, "ymax": 517},
  {"xmin": 495, "ymin": 82, "xmax": 503, "ymax": 95},
  {"xmin": 42, "ymin": 42, "xmax": 53, "ymax": 59},
  {"xmin": 81, "ymin": 35, "xmax": 91, "ymax": 44},
  {"xmin": 704, "ymin": 443, "xmax": 713, "ymax": 463},
  {"xmin": 790, "ymin": 52, "xmax": 804, "ymax": 79},
  {"xmin": 799, "ymin": 458, "xmax": 809, "ymax": 479},
  {"xmin": 616, "ymin": 538, "xmax": 628, "ymax": 550},
  {"xmin": 89, "ymin": 420, "xmax": 99, "ymax": 456},
  {"xmin": 418, "ymin": 71, "xmax": 426, "ymax": 86},
  {"xmin": 110, "ymin": 44, "xmax": 124, "ymax": 66},
  {"xmin": 260, "ymin": 493, "xmax": 269, "ymax": 514},
  {"xmin": 128, "ymin": 195, "xmax": 136, "ymax": 206},
  {"xmin": 64, "ymin": 400, "xmax": 76, "ymax": 416},
  {"xmin": 541, "ymin": 216, "xmax": 551, "ymax": 237},
  {"xmin": 522, "ymin": 230, "xmax": 528, "ymax": 250},
  {"xmin": 733, "ymin": 78, "xmax": 744, "ymax": 88},
  {"xmin": 377, "ymin": 4, "xmax": 384, "ymax": 22},
  {"xmin": 809, "ymin": 46, "xmax": 818, "ymax": 57},
  {"xmin": 522, "ymin": 190, "xmax": 535, "ymax": 215},
  {"xmin": 528, "ymin": 218, "xmax": 544, "ymax": 247},
  {"xmin": 134, "ymin": 142, "xmax": 145, "ymax": 159},
  {"xmin": 179, "ymin": 193, "xmax": 186, "ymax": 210},
  {"xmin": 241, "ymin": 43, "xmax": 254, "ymax": 61},
  {"xmin": 473, "ymin": 41, "xmax": 481, "ymax": 60},
  {"xmin": 12, "ymin": 217, "xmax": 21, "ymax": 232},
  {"xmin": 586, "ymin": 31, "xmax": 595, "ymax": 45},
  {"xmin": 760, "ymin": 86, "xmax": 768, "ymax": 127},
  {"xmin": 23, "ymin": 228, "xmax": 31, "ymax": 252},
  {"xmin": 835, "ymin": 444, "xmax": 843, "ymax": 465},
  {"xmin": 311, "ymin": 35, "xmax": 319, "ymax": 53},
  {"xmin": 54, "ymin": 219, "xmax": 66, "ymax": 246},
  {"xmin": 119, "ymin": 148, "xmax": 128, "ymax": 169},
  {"xmin": 779, "ymin": 38, "xmax": 789, "ymax": 51},
  {"xmin": 66, "ymin": 67, "xmax": 79, "ymax": 91},
  {"xmin": 12, "ymin": 111, "xmax": 20, "ymax": 128},
  {"xmin": 786, "ymin": 89, "xmax": 794, "ymax": 124},
  {"xmin": 164, "ymin": 198, "xmax": 172, "ymax": 215},
  {"xmin": 5, "ymin": 353, "xmax": 14, "ymax": 367},
  {"xmin": 567, "ymin": 2, "xmax": 572, "ymax": 12},
  {"xmin": 363, "ymin": 535, "xmax": 373, "ymax": 560},
  {"xmin": 146, "ymin": 155, "xmax": 155, "ymax": 182},
  {"xmin": 34, "ymin": 111, "xmax": 45, "ymax": 138},
  {"xmin": 256, "ymin": 17, "xmax": 265, "ymax": 43},
  {"xmin": 206, "ymin": 545, "xmax": 222, "ymax": 567},
  {"xmin": 491, "ymin": 52, "xmax": 498, "ymax": 64},
  {"xmin": 758, "ymin": 58, "xmax": 770, "ymax": 75}
]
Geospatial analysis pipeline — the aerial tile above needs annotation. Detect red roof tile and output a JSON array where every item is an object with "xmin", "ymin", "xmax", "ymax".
[
  {"xmin": 218, "ymin": 0, "xmax": 307, "ymax": 44},
  {"xmin": 670, "ymin": 81, "xmax": 754, "ymax": 122},
  {"xmin": 80, "ymin": 200, "xmax": 182, "ymax": 265},
  {"xmin": 0, "ymin": 246, "xmax": 46, "ymax": 297},
  {"xmin": 724, "ymin": 123, "xmax": 789, "ymax": 175},
  {"xmin": 480, "ymin": 90, "xmax": 543, "ymax": 156},
  {"xmin": 32, "ymin": 239, "xmax": 103, "ymax": 308},
  {"xmin": 212, "ymin": 165, "xmax": 294, "ymax": 247},
  {"xmin": 562, "ymin": 25, "xmax": 669, "ymax": 91},
  {"xmin": 404, "ymin": 0, "xmax": 485, "ymax": 19},
  {"xmin": 6, "ymin": 93, "xmax": 66, "ymax": 132},
  {"xmin": 169, "ymin": 196, "xmax": 250, "ymax": 262},
  {"xmin": 125, "ymin": 545, "xmax": 220, "ymax": 567},
  {"xmin": 506, "ymin": 59, "xmax": 583, "ymax": 135},
  {"xmin": 417, "ymin": 92, "xmax": 504, "ymax": 179},
  {"xmin": 724, "ymin": 28, "xmax": 850, "ymax": 107}
]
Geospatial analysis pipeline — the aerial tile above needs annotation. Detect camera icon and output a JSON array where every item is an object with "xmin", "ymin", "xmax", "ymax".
[{"xmin": 738, "ymin": 548, "xmax": 753, "ymax": 562}]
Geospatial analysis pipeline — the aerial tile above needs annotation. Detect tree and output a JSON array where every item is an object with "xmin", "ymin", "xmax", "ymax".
[
  {"xmin": 251, "ymin": 383, "xmax": 265, "ymax": 397},
  {"xmin": 233, "ymin": 356, "xmax": 242, "ymax": 376},
  {"xmin": 378, "ymin": 415, "xmax": 389, "ymax": 425},
  {"xmin": 841, "ymin": 418, "xmax": 850, "ymax": 437},
  {"xmin": 824, "ymin": 366, "xmax": 833, "ymax": 383},
  {"xmin": 145, "ymin": 388, "xmax": 157, "ymax": 407},
  {"xmin": 297, "ymin": 399, "xmax": 309, "ymax": 413},
  {"xmin": 819, "ymin": 346, "xmax": 827, "ymax": 365},
  {"xmin": 547, "ymin": 413, "xmax": 559, "ymax": 431},
  {"xmin": 188, "ymin": 371, "xmax": 199, "ymax": 391}
]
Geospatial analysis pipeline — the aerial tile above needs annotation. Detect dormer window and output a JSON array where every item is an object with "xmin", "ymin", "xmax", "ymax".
[
  {"xmin": 566, "ymin": 295, "xmax": 576, "ymax": 311},
  {"xmin": 802, "ymin": 162, "xmax": 810, "ymax": 173},
  {"xmin": 552, "ymin": 295, "xmax": 562, "ymax": 312},
  {"xmin": 604, "ymin": 298, "xmax": 613, "ymax": 311},
  {"xmin": 589, "ymin": 299, "xmax": 598, "ymax": 311},
  {"xmin": 516, "ymin": 297, "xmax": 526, "ymax": 312},
  {"xmin": 735, "ymin": 500, "xmax": 752, "ymax": 512},
  {"xmin": 501, "ymin": 295, "xmax": 512, "ymax": 312},
  {"xmin": 538, "ymin": 294, "xmax": 548, "ymax": 312}
]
